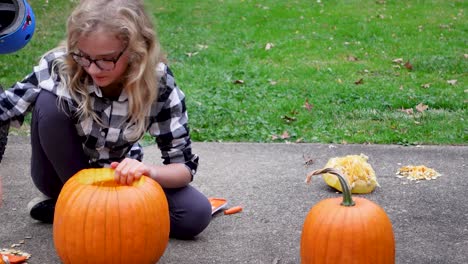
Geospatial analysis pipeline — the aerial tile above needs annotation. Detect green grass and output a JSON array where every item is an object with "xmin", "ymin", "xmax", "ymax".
[{"xmin": 1, "ymin": 0, "xmax": 466, "ymax": 145}]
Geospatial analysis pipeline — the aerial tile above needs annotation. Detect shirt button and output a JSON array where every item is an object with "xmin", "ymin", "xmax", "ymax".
[{"xmin": 101, "ymin": 131, "xmax": 106, "ymax": 136}]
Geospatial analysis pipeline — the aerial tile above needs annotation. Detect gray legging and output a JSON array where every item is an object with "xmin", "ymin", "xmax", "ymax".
[{"xmin": 30, "ymin": 90, "xmax": 211, "ymax": 239}]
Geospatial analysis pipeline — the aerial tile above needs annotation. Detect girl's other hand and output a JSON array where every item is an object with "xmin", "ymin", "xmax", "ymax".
[{"xmin": 111, "ymin": 158, "xmax": 151, "ymax": 185}]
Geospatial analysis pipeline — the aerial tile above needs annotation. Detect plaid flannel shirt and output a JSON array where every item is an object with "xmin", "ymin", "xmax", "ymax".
[{"xmin": 0, "ymin": 50, "xmax": 199, "ymax": 177}]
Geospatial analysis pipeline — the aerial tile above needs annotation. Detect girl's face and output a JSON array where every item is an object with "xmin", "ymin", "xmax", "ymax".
[{"xmin": 76, "ymin": 30, "xmax": 129, "ymax": 90}]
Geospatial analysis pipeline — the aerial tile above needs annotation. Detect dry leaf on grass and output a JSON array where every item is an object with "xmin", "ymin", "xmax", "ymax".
[
  {"xmin": 415, "ymin": 103, "xmax": 429, "ymax": 113},
  {"xmin": 265, "ymin": 43, "xmax": 274, "ymax": 50},
  {"xmin": 447, "ymin": 79, "xmax": 457, "ymax": 85}
]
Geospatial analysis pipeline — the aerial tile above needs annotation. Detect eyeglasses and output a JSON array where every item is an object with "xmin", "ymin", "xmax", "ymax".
[{"xmin": 70, "ymin": 46, "xmax": 127, "ymax": 71}]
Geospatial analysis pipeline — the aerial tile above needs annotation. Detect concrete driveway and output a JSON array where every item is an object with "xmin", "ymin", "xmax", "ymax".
[{"xmin": 0, "ymin": 135, "xmax": 467, "ymax": 263}]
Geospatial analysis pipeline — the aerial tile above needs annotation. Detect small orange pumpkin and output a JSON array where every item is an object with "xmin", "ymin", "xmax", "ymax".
[
  {"xmin": 53, "ymin": 168, "xmax": 170, "ymax": 264},
  {"xmin": 301, "ymin": 168, "xmax": 395, "ymax": 264}
]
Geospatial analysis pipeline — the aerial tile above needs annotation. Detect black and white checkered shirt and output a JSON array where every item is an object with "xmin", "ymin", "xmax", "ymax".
[{"xmin": 0, "ymin": 50, "xmax": 199, "ymax": 177}]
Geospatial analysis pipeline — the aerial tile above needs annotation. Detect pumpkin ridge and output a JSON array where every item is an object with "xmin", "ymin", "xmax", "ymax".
[
  {"xmin": 354, "ymin": 201, "xmax": 367, "ymax": 264},
  {"xmin": 350, "ymin": 200, "xmax": 366, "ymax": 264},
  {"xmin": 318, "ymin": 201, "xmax": 341, "ymax": 262},
  {"xmin": 68, "ymin": 180, "xmax": 93, "ymax": 259},
  {"xmin": 133, "ymin": 186, "xmax": 151, "ymax": 262},
  {"xmin": 128, "ymin": 185, "xmax": 149, "ymax": 261},
  {"xmin": 301, "ymin": 200, "xmax": 331, "ymax": 263},
  {"xmin": 137, "ymin": 176, "xmax": 170, "ymax": 261},
  {"xmin": 92, "ymin": 182, "xmax": 110, "ymax": 263},
  {"xmin": 102, "ymin": 185, "xmax": 111, "ymax": 262},
  {"xmin": 83, "ymin": 178, "xmax": 104, "ymax": 260},
  {"xmin": 138, "ymin": 178, "xmax": 165, "ymax": 262},
  {"xmin": 114, "ymin": 184, "xmax": 122, "ymax": 263},
  {"xmin": 114, "ymin": 183, "xmax": 123, "ymax": 264}
]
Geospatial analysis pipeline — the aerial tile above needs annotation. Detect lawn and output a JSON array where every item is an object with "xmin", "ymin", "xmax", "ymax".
[{"xmin": 1, "ymin": 0, "xmax": 466, "ymax": 145}]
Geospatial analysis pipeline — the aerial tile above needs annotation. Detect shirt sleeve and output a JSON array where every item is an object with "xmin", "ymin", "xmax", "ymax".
[
  {"xmin": 0, "ymin": 71, "xmax": 40, "ymax": 125},
  {"xmin": 0, "ymin": 50, "xmax": 65, "ymax": 125},
  {"xmin": 148, "ymin": 64, "xmax": 199, "ymax": 180}
]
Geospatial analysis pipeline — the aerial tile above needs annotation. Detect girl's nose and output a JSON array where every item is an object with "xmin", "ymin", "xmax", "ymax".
[{"xmin": 87, "ymin": 62, "xmax": 102, "ymax": 74}]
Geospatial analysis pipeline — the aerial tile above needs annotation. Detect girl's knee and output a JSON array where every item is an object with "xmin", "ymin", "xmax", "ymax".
[
  {"xmin": 169, "ymin": 197, "xmax": 212, "ymax": 239},
  {"xmin": 34, "ymin": 91, "xmax": 69, "ymax": 124}
]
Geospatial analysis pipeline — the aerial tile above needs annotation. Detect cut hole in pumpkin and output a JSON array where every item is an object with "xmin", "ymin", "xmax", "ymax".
[
  {"xmin": 91, "ymin": 180, "xmax": 119, "ymax": 187},
  {"xmin": 74, "ymin": 168, "xmax": 145, "ymax": 187}
]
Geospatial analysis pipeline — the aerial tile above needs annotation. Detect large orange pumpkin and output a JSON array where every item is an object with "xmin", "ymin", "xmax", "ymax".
[
  {"xmin": 53, "ymin": 168, "xmax": 170, "ymax": 264},
  {"xmin": 301, "ymin": 168, "xmax": 395, "ymax": 264}
]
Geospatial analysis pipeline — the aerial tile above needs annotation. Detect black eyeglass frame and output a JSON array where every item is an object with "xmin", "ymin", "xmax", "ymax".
[{"xmin": 70, "ymin": 46, "xmax": 127, "ymax": 71}]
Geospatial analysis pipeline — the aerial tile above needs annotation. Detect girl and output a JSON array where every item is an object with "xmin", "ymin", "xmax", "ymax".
[{"xmin": 0, "ymin": 0, "xmax": 212, "ymax": 239}]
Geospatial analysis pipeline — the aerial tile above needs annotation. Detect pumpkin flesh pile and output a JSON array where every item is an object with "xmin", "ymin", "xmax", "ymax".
[
  {"xmin": 53, "ymin": 168, "xmax": 170, "ymax": 264},
  {"xmin": 322, "ymin": 154, "xmax": 379, "ymax": 194}
]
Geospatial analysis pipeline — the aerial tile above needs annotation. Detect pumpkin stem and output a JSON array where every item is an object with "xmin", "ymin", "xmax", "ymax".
[{"xmin": 305, "ymin": 168, "xmax": 355, "ymax": 207}]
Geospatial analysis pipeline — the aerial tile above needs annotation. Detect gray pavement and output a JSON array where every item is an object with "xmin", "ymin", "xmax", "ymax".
[{"xmin": 0, "ymin": 135, "xmax": 467, "ymax": 264}]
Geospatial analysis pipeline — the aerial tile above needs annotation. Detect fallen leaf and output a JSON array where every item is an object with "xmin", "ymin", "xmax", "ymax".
[
  {"xmin": 269, "ymin": 80, "xmax": 277, "ymax": 85},
  {"xmin": 303, "ymin": 153, "xmax": 314, "ymax": 167},
  {"xmin": 354, "ymin": 78, "xmax": 364, "ymax": 85},
  {"xmin": 233, "ymin": 79, "xmax": 245, "ymax": 84},
  {"xmin": 265, "ymin": 43, "xmax": 274, "ymax": 50},
  {"xmin": 415, "ymin": 103, "xmax": 428, "ymax": 113},
  {"xmin": 464, "ymin": 54, "xmax": 468, "ymax": 59},
  {"xmin": 404, "ymin": 61, "xmax": 413, "ymax": 71},
  {"xmin": 392, "ymin": 58, "xmax": 404, "ymax": 64},
  {"xmin": 185, "ymin": 51, "xmax": 199, "ymax": 57},
  {"xmin": 281, "ymin": 115, "xmax": 297, "ymax": 123},
  {"xmin": 399, "ymin": 108, "xmax": 414, "ymax": 115},
  {"xmin": 303, "ymin": 99, "xmax": 313, "ymax": 111},
  {"xmin": 347, "ymin": 55, "xmax": 358, "ymax": 61},
  {"xmin": 281, "ymin": 131, "xmax": 290, "ymax": 139},
  {"xmin": 421, "ymin": 83, "xmax": 431, "ymax": 89},
  {"xmin": 447, "ymin": 79, "xmax": 457, "ymax": 85},
  {"xmin": 196, "ymin": 44, "xmax": 209, "ymax": 50}
]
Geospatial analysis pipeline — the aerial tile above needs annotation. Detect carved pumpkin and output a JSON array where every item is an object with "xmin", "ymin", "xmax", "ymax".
[
  {"xmin": 302, "ymin": 168, "xmax": 395, "ymax": 264},
  {"xmin": 53, "ymin": 168, "xmax": 169, "ymax": 264}
]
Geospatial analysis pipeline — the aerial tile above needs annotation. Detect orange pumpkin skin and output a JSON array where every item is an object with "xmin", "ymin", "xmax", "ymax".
[
  {"xmin": 53, "ymin": 168, "xmax": 170, "ymax": 264},
  {"xmin": 302, "ymin": 168, "xmax": 395, "ymax": 264},
  {"xmin": 301, "ymin": 197, "xmax": 395, "ymax": 263}
]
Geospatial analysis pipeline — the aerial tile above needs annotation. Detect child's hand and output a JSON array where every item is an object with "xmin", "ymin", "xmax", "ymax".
[{"xmin": 110, "ymin": 158, "xmax": 151, "ymax": 185}]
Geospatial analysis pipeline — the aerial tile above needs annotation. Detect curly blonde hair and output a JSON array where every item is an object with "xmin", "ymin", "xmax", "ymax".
[{"xmin": 54, "ymin": 0, "xmax": 164, "ymax": 141}]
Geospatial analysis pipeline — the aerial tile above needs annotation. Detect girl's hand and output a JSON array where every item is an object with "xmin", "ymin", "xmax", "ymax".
[{"xmin": 111, "ymin": 158, "xmax": 152, "ymax": 185}]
